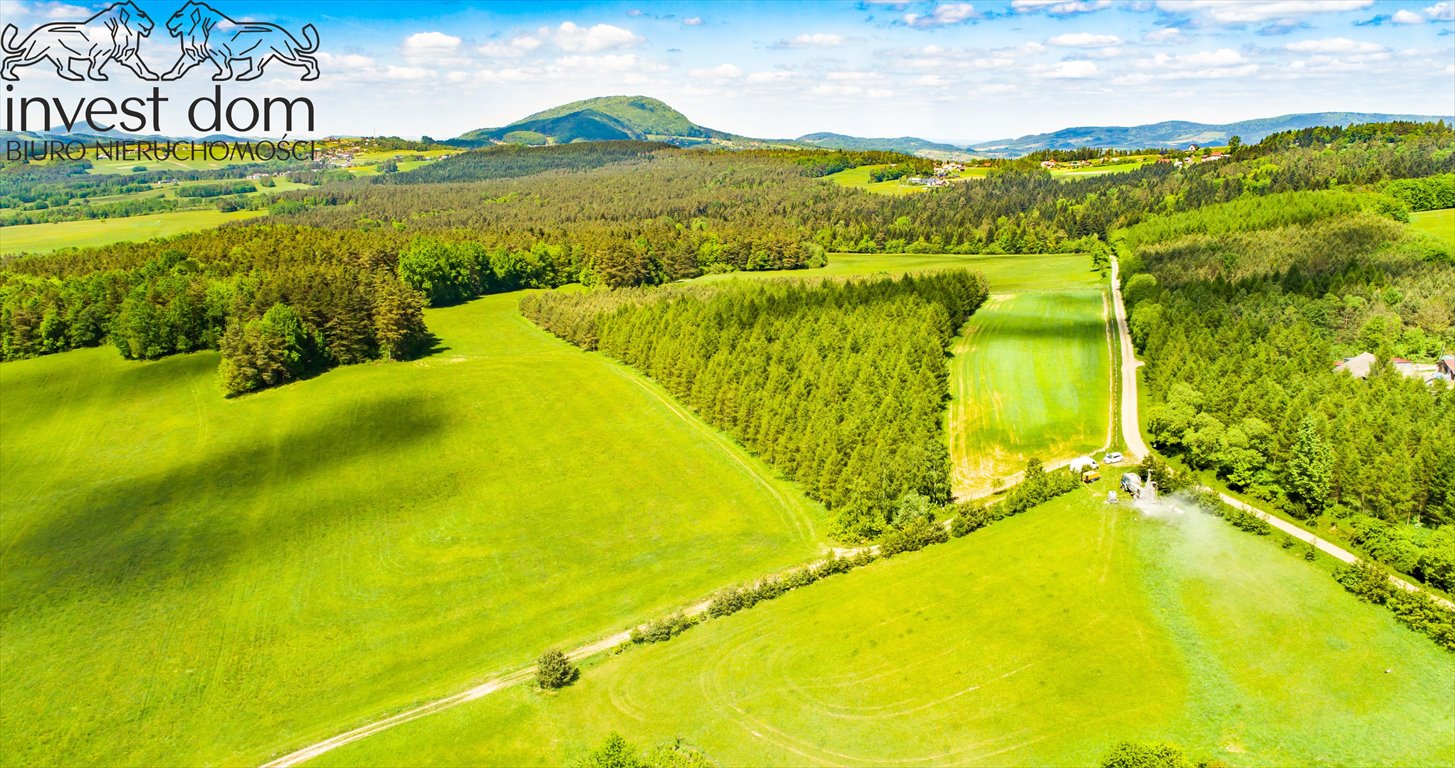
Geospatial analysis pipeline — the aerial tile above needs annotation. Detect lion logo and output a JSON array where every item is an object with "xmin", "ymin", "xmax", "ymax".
[
  {"xmin": 160, "ymin": 2, "xmax": 319, "ymax": 81},
  {"xmin": 1, "ymin": 2, "xmax": 161, "ymax": 81}
]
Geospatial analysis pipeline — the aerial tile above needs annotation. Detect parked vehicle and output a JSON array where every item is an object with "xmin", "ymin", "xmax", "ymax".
[{"xmin": 1103, "ymin": 452, "xmax": 1123, "ymax": 464}]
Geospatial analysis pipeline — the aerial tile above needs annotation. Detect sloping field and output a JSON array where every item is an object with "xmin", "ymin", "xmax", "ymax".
[
  {"xmin": 1410, "ymin": 208, "xmax": 1454, "ymax": 246},
  {"xmin": 949, "ymin": 289, "xmax": 1111, "ymax": 495},
  {"xmin": 312, "ymin": 486, "xmax": 1455, "ymax": 767},
  {"xmin": 0, "ymin": 209, "xmax": 265, "ymax": 254},
  {"xmin": 0, "ymin": 293, "xmax": 824, "ymax": 766}
]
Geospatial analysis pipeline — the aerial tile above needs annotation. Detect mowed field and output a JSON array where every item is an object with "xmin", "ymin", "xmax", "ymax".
[
  {"xmin": 949, "ymin": 288, "xmax": 1111, "ymax": 495},
  {"xmin": 1410, "ymin": 207, "xmax": 1455, "ymax": 246},
  {"xmin": 0, "ymin": 209, "xmax": 265, "ymax": 254},
  {"xmin": 0, "ymin": 293, "xmax": 826, "ymax": 766},
  {"xmin": 313, "ymin": 485, "xmax": 1455, "ymax": 767}
]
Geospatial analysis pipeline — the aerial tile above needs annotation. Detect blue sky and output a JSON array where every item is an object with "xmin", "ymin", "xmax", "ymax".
[{"xmin": 3, "ymin": 0, "xmax": 1452, "ymax": 141}]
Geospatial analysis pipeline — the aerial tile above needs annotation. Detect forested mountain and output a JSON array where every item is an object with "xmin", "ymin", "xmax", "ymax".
[
  {"xmin": 452, "ymin": 95, "xmax": 733, "ymax": 146},
  {"xmin": 970, "ymin": 112, "xmax": 1453, "ymax": 155},
  {"xmin": 521, "ymin": 271, "xmax": 989, "ymax": 539}
]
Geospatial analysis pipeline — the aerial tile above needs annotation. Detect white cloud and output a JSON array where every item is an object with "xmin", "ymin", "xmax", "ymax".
[
  {"xmin": 478, "ymin": 36, "xmax": 542, "ymax": 58},
  {"xmin": 555, "ymin": 54, "xmax": 665, "ymax": 74},
  {"xmin": 1427, "ymin": 2, "xmax": 1455, "ymax": 20},
  {"xmin": 1136, "ymin": 48, "xmax": 1259, "ymax": 79},
  {"xmin": 903, "ymin": 3, "xmax": 978, "ymax": 27},
  {"xmin": 747, "ymin": 70, "xmax": 793, "ymax": 83},
  {"xmin": 315, "ymin": 52, "xmax": 375, "ymax": 70},
  {"xmin": 689, "ymin": 63, "xmax": 743, "ymax": 80},
  {"xmin": 402, "ymin": 31, "xmax": 462, "ymax": 54},
  {"xmin": 445, "ymin": 71, "xmax": 471, "ymax": 83},
  {"xmin": 778, "ymin": 32, "xmax": 848, "ymax": 48},
  {"xmin": 384, "ymin": 65, "xmax": 434, "ymax": 81},
  {"xmin": 683, "ymin": 16, "xmax": 703, "ymax": 26},
  {"xmin": 1047, "ymin": 32, "xmax": 1123, "ymax": 47},
  {"xmin": 552, "ymin": 22, "xmax": 642, "ymax": 53},
  {"xmin": 1044, "ymin": 60, "xmax": 1100, "ymax": 78},
  {"xmin": 1285, "ymin": 37, "xmax": 1384, "ymax": 53},
  {"xmin": 826, "ymin": 70, "xmax": 883, "ymax": 82},
  {"xmin": 1391, "ymin": 9, "xmax": 1426, "ymax": 23},
  {"xmin": 1155, "ymin": 0, "xmax": 1372, "ymax": 24},
  {"xmin": 1012, "ymin": 0, "xmax": 1112, "ymax": 13},
  {"xmin": 1145, "ymin": 27, "xmax": 1184, "ymax": 42}
]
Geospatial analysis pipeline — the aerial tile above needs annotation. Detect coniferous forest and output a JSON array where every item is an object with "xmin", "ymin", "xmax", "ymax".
[
  {"xmin": 1121, "ymin": 190, "xmax": 1455, "ymax": 548},
  {"xmin": 522, "ymin": 271, "xmax": 989, "ymax": 539}
]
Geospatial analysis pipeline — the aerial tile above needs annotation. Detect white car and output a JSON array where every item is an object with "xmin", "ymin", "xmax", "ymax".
[{"xmin": 1103, "ymin": 452, "xmax": 1124, "ymax": 464}]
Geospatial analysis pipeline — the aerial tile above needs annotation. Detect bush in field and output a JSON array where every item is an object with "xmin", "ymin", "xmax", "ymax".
[
  {"xmin": 535, "ymin": 648, "xmax": 578, "ymax": 690},
  {"xmin": 1099, "ymin": 741, "xmax": 1193, "ymax": 768}
]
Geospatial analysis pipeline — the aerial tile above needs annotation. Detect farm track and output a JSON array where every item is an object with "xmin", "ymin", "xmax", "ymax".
[{"xmin": 1109, "ymin": 255, "xmax": 1149, "ymax": 460}]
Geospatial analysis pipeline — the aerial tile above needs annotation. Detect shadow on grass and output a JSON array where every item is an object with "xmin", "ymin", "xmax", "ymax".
[{"xmin": 7, "ymin": 392, "xmax": 448, "ymax": 601}]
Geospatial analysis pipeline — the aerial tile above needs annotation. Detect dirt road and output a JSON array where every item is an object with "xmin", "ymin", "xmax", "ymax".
[{"xmin": 1109, "ymin": 256, "xmax": 1149, "ymax": 460}]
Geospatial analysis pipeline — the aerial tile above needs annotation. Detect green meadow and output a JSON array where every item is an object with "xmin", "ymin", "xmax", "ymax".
[
  {"xmin": 1410, "ymin": 207, "xmax": 1455, "ymax": 246},
  {"xmin": 314, "ymin": 485, "xmax": 1455, "ymax": 767},
  {"xmin": 0, "ymin": 209, "xmax": 265, "ymax": 254},
  {"xmin": 949, "ymin": 289, "xmax": 1111, "ymax": 495},
  {"xmin": 824, "ymin": 164, "xmax": 930, "ymax": 195},
  {"xmin": 0, "ymin": 293, "xmax": 826, "ymax": 766}
]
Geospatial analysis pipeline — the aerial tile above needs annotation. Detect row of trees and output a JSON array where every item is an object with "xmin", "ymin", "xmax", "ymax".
[{"xmin": 521, "ymin": 271, "xmax": 989, "ymax": 539}]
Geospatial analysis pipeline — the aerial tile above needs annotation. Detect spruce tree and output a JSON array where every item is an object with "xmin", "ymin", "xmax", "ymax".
[{"xmin": 1286, "ymin": 415, "xmax": 1333, "ymax": 517}]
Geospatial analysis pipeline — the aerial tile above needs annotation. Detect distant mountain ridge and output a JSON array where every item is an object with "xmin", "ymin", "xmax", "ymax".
[
  {"xmin": 967, "ymin": 112, "xmax": 1454, "ymax": 155},
  {"xmin": 795, "ymin": 132, "xmax": 973, "ymax": 157},
  {"xmin": 453, "ymin": 99, "xmax": 1450, "ymax": 157}
]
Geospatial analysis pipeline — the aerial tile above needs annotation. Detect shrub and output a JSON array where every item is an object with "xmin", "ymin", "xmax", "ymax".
[
  {"xmin": 1099, "ymin": 740, "xmax": 1193, "ymax": 768},
  {"xmin": 535, "ymin": 648, "xmax": 578, "ymax": 690},
  {"xmin": 879, "ymin": 515, "xmax": 948, "ymax": 557},
  {"xmin": 630, "ymin": 613, "xmax": 699, "ymax": 645}
]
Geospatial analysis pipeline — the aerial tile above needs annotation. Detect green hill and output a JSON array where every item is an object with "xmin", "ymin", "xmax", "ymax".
[{"xmin": 453, "ymin": 96, "xmax": 733, "ymax": 146}]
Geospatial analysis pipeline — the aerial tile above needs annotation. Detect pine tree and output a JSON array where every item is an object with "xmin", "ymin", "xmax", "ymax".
[{"xmin": 1286, "ymin": 415, "xmax": 1333, "ymax": 517}]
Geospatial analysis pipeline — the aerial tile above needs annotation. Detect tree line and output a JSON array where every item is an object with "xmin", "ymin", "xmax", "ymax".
[{"xmin": 521, "ymin": 271, "xmax": 989, "ymax": 539}]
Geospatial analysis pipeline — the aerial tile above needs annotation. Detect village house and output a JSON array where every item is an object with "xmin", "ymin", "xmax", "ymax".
[
  {"xmin": 1438, "ymin": 355, "xmax": 1455, "ymax": 380},
  {"xmin": 1040, "ymin": 159, "xmax": 1057, "ymax": 168}
]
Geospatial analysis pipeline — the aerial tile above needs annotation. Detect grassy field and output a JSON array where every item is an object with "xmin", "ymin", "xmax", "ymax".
[
  {"xmin": 0, "ymin": 293, "xmax": 826, "ymax": 766},
  {"xmin": 0, "ymin": 209, "xmax": 265, "ymax": 254},
  {"xmin": 313, "ymin": 484, "xmax": 1455, "ymax": 767},
  {"xmin": 824, "ymin": 164, "xmax": 930, "ymax": 195},
  {"xmin": 1410, "ymin": 208, "xmax": 1455, "ymax": 246},
  {"xmin": 949, "ymin": 289, "xmax": 1111, "ymax": 495}
]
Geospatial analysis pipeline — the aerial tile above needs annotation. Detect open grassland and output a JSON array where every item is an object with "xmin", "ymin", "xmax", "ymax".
[
  {"xmin": 1410, "ymin": 208, "xmax": 1455, "ymax": 246},
  {"xmin": 313, "ymin": 485, "xmax": 1455, "ymax": 768},
  {"xmin": 0, "ymin": 293, "xmax": 825, "ymax": 767},
  {"xmin": 949, "ymin": 289, "xmax": 1111, "ymax": 495},
  {"xmin": 0, "ymin": 209, "xmax": 265, "ymax": 254},
  {"xmin": 824, "ymin": 164, "xmax": 929, "ymax": 195}
]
